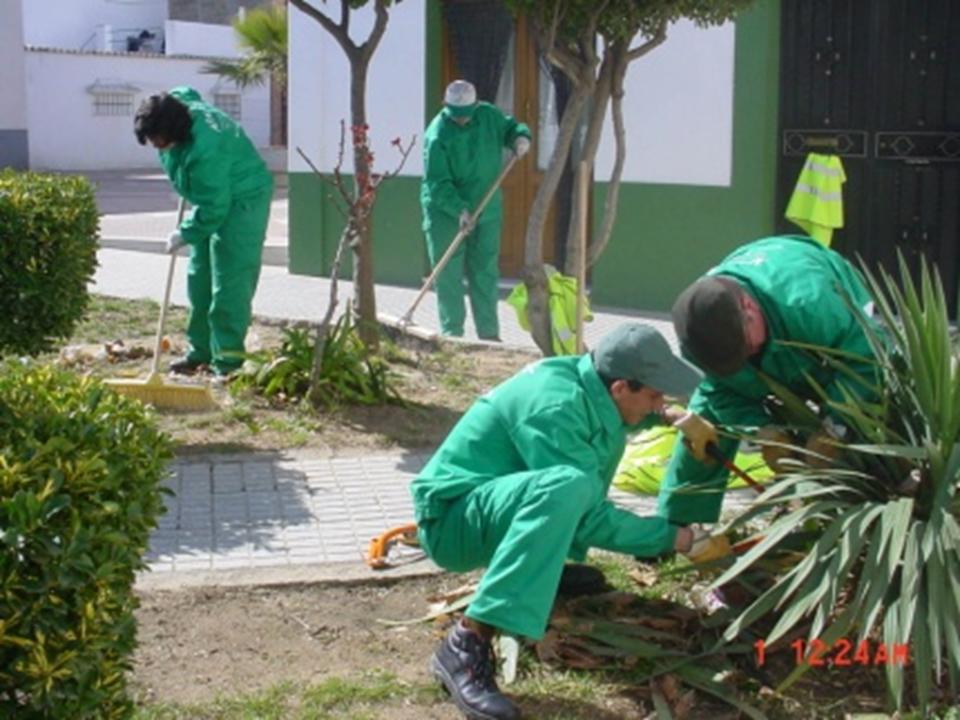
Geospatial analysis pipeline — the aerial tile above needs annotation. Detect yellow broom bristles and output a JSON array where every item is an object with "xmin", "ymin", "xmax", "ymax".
[{"xmin": 103, "ymin": 376, "xmax": 217, "ymax": 411}]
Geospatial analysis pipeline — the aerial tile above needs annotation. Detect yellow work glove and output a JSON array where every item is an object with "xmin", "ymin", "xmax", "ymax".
[
  {"xmin": 804, "ymin": 430, "xmax": 841, "ymax": 468},
  {"xmin": 756, "ymin": 425, "xmax": 795, "ymax": 473},
  {"xmin": 673, "ymin": 412, "xmax": 719, "ymax": 463},
  {"xmin": 684, "ymin": 526, "xmax": 733, "ymax": 564}
]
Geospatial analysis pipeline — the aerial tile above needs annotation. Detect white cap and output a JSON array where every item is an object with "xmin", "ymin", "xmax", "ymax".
[{"xmin": 444, "ymin": 80, "xmax": 477, "ymax": 108}]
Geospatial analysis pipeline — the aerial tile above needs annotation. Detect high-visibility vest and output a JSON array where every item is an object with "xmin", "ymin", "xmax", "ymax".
[
  {"xmin": 506, "ymin": 265, "xmax": 591, "ymax": 355},
  {"xmin": 785, "ymin": 152, "xmax": 846, "ymax": 246}
]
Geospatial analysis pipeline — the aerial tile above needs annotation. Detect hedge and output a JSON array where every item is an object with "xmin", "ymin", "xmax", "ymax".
[{"xmin": 0, "ymin": 362, "xmax": 173, "ymax": 717}]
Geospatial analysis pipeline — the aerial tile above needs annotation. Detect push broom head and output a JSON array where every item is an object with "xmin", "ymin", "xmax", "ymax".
[{"xmin": 103, "ymin": 373, "xmax": 217, "ymax": 412}]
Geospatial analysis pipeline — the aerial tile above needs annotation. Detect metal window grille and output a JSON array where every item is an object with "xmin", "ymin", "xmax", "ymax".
[
  {"xmin": 214, "ymin": 93, "xmax": 242, "ymax": 121},
  {"xmin": 93, "ymin": 92, "xmax": 135, "ymax": 116}
]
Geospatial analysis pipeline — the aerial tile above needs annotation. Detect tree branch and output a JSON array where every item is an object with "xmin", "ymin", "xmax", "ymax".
[
  {"xmin": 627, "ymin": 18, "xmax": 668, "ymax": 61},
  {"xmin": 340, "ymin": 0, "xmax": 350, "ymax": 36},
  {"xmin": 360, "ymin": 0, "xmax": 390, "ymax": 65},
  {"xmin": 288, "ymin": 0, "xmax": 358, "ymax": 59}
]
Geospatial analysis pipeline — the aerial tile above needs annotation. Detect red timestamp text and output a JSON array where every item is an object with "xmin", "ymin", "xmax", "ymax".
[{"xmin": 754, "ymin": 638, "xmax": 910, "ymax": 667}]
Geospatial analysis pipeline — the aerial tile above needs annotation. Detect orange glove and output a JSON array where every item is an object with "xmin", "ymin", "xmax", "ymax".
[{"xmin": 673, "ymin": 412, "xmax": 719, "ymax": 463}]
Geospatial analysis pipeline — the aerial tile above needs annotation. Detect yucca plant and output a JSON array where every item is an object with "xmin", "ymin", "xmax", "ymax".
[{"xmin": 713, "ymin": 253, "xmax": 960, "ymax": 713}]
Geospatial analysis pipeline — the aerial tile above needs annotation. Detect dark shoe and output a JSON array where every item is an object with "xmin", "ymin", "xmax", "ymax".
[
  {"xmin": 557, "ymin": 563, "xmax": 610, "ymax": 598},
  {"xmin": 430, "ymin": 621, "xmax": 520, "ymax": 720},
  {"xmin": 168, "ymin": 357, "xmax": 207, "ymax": 376},
  {"xmin": 479, "ymin": 335, "xmax": 502, "ymax": 343}
]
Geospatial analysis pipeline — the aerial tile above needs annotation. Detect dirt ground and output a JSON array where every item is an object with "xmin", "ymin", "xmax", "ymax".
[
  {"xmin": 131, "ymin": 577, "xmax": 668, "ymax": 719},
  {"xmin": 60, "ymin": 301, "xmax": 537, "ymax": 456}
]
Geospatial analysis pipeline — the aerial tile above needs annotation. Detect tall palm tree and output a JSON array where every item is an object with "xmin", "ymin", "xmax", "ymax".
[{"xmin": 203, "ymin": 5, "xmax": 288, "ymax": 144}]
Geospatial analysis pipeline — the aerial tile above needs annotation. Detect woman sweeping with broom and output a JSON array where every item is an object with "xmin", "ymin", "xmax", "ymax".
[{"xmin": 134, "ymin": 87, "xmax": 274, "ymax": 378}]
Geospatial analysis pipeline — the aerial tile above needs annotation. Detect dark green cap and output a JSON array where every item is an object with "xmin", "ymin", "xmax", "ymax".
[
  {"xmin": 672, "ymin": 275, "xmax": 748, "ymax": 377},
  {"xmin": 591, "ymin": 323, "xmax": 702, "ymax": 396}
]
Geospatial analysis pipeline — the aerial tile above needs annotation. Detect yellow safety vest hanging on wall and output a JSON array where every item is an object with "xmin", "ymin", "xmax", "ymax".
[
  {"xmin": 785, "ymin": 152, "xmax": 846, "ymax": 246},
  {"xmin": 506, "ymin": 265, "xmax": 592, "ymax": 355}
]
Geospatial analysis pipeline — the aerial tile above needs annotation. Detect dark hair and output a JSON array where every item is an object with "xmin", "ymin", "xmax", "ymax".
[
  {"xmin": 597, "ymin": 373, "xmax": 644, "ymax": 393},
  {"xmin": 134, "ymin": 93, "xmax": 192, "ymax": 146}
]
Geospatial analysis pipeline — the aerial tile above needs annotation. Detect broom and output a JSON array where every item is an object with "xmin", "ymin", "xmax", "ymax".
[{"xmin": 103, "ymin": 199, "xmax": 217, "ymax": 411}]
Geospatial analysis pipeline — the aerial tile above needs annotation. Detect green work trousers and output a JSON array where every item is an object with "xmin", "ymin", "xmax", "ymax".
[
  {"xmin": 424, "ymin": 215, "xmax": 501, "ymax": 338},
  {"xmin": 185, "ymin": 191, "xmax": 272, "ymax": 374},
  {"xmin": 418, "ymin": 466, "xmax": 671, "ymax": 640}
]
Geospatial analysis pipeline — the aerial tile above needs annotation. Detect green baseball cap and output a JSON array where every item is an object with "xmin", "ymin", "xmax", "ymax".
[{"xmin": 591, "ymin": 323, "xmax": 702, "ymax": 396}]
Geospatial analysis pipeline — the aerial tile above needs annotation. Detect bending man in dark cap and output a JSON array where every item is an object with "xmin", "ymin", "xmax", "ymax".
[
  {"xmin": 659, "ymin": 235, "xmax": 879, "ymax": 525},
  {"xmin": 411, "ymin": 323, "xmax": 726, "ymax": 720}
]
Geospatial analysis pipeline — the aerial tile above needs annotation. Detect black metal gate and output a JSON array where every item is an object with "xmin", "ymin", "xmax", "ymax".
[{"xmin": 776, "ymin": 0, "xmax": 960, "ymax": 316}]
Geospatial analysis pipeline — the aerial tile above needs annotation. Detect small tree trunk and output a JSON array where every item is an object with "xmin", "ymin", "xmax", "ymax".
[
  {"xmin": 563, "ymin": 49, "xmax": 614, "ymax": 275},
  {"xmin": 589, "ymin": 46, "xmax": 629, "ymax": 266},
  {"xmin": 349, "ymin": 58, "xmax": 379, "ymax": 350},
  {"xmin": 522, "ymin": 84, "xmax": 591, "ymax": 355}
]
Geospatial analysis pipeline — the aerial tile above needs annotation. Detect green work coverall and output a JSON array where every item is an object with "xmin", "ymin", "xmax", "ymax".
[
  {"xmin": 657, "ymin": 235, "xmax": 878, "ymax": 524},
  {"xmin": 158, "ymin": 87, "xmax": 274, "ymax": 374},
  {"xmin": 411, "ymin": 354, "xmax": 677, "ymax": 640},
  {"xmin": 420, "ymin": 103, "xmax": 531, "ymax": 338}
]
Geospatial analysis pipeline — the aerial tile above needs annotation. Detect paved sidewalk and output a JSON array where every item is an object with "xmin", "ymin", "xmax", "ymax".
[
  {"xmin": 84, "ymin": 170, "xmax": 748, "ymax": 590},
  {"xmin": 139, "ymin": 449, "xmax": 758, "ymax": 591}
]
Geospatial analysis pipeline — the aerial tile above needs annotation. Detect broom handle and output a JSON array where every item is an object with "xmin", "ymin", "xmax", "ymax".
[
  {"xmin": 401, "ymin": 153, "xmax": 519, "ymax": 325},
  {"xmin": 150, "ymin": 198, "xmax": 187, "ymax": 375}
]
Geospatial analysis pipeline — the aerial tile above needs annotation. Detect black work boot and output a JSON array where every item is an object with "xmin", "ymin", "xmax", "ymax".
[
  {"xmin": 430, "ymin": 621, "xmax": 520, "ymax": 720},
  {"xmin": 168, "ymin": 357, "xmax": 206, "ymax": 376}
]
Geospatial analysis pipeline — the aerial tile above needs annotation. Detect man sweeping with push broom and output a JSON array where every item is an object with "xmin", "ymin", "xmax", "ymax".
[{"xmin": 419, "ymin": 80, "xmax": 531, "ymax": 340}]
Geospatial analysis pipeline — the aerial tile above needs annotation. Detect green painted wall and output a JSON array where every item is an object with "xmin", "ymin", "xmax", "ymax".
[
  {"xmin": 289, "ymin": 172, "xmax": 424, "ymax": 285},
  {"xmin": 591, "ymin": 0, "xmax": 781, "ymax": 312},
  {"xmin": 289, "ymin": 1, "xmax": 782, "ymax": 311}
]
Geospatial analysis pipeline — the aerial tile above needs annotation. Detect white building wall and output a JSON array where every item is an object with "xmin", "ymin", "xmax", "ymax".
[
  {"xmin": 22, "ymin": 0, "xmax": 167, "ymax": 51},
  {"xmin": 1, "ymin": 0, "xmax": 28, "ymax": 129},
  {"xmin": 289, "ymin": 0, "xmax": 425, "ymax": 177},
  {"xmin": 164, "ymin": 19, "xmax": 240, "ymax": 57},
  {"xmin": 25, "ymin": 49, "xmax": 270, "ymax": 170},
  {"xmin": 595, "ymin": 19, "xmax": 735, "ymax": 187}
]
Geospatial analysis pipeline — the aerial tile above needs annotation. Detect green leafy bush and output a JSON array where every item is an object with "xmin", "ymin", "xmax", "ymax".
[
  {"xmin": 233, "ymin": 311, "xmax": 403, "ymax": 408},
  {"xmin": 0, "ymin": 362, "xmax": 173, "ymax": 717},
  {"xmin": 717, "ymin": 255, "xmax": 960, "ymax": 713},
  {"xmin": 0, "ymin": 170, "xmax": 99, "ymax": 356}
]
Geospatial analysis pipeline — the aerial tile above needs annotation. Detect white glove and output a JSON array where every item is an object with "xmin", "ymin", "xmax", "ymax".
[
  {"xmin": 459, "ymin": 210, "xmax": 474, "ymax": 233},
  {"xmin": 513, "ymin": 137, "xmax": 531, "ymax": 158},
  {"xmin": 166, "ymin": 230, "xmax": 186, "ymax": 254}
]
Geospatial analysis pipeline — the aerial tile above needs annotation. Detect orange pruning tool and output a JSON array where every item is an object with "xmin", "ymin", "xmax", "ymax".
[{"xmin": 705, "ymin": 442, "xmax": 765, "ymax": 496}]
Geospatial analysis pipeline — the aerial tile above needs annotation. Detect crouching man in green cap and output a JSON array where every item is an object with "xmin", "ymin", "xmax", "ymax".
[{"xmin": 411, "ymin": 323, "xmax": 723, "ymax": 720}]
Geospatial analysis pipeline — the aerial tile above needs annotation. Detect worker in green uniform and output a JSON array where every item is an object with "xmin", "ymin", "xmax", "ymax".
[
  {"xmin": 421, "ymin": 80, "xmax": 532, "ymax": 340},
  {"xmin": 411, "ymin": 323, "xmax": 728, "ymax": 720},
  {"xmin": 659, "ymin": 235, "xmax": 879, "ymax": 525},
  {"xmin": 134, "ymin": 87, "xmax": 273, "ymax": 376}
]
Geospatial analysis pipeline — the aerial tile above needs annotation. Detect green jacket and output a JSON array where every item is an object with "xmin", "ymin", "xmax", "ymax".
[
  {"xmin": 659, "ymin": 235, "xmax": 879, "ymax": 523},
  {"xmin": 420, "ymin": 102, "xmax": 531, "ymax": 230},
  {"xmin": 694, "ymin": 234, "xmax": 877, "ymax": 423},
  {"xmin": 159, "ymin": 87, "xmax": 273, "ymax": 245},
  {"xmin": 411, "ymin": 354, "xmax": 674, "ymax": 560}
]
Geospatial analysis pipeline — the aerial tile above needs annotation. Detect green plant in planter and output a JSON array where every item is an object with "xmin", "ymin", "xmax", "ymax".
[
  {"xmin": 233, "ymin": 310, "xmax": 403, "ymax": 408},
  {"xmin": 0, "ymin": 362, "xmax": 173, "ymax": 717},
  {"xmin": 714, "ymin": 254, "xmax": 960, "ymax": 713},
  {"xmin": 0, "ymin": 171, "xmax": 99, "ymax": 356}
]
